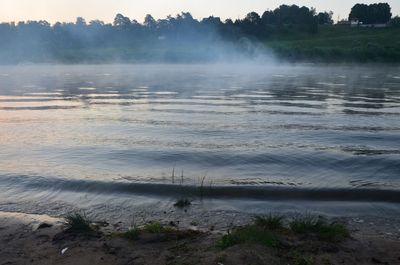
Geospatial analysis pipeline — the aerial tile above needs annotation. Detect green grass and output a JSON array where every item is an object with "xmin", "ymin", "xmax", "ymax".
[
  {"xmin": 119, "ymin": 227, "xmax": 140, "ymax": 241},
  {"xmin": 64, "ymin": 212, "xmax": 93, "ymax": 233},
  {"xmin": 217, "ymin": 213, "xmax": 350, "ymax": 249},
  {"xmin": 254, "ymin": 214, "xmax": 284, "ymax": 230},
  {"xmin": 265, "ymin": 26, "xmax": 400, "ymax": 62},
  {"xmin": 144, "ymin": 221, "xmax": 175, "ymax": 234},
  {"xmin": 289, "ymin": 215, "xmax": 349, "ymax": 242},
  {"xmin": 217, "ymin": 225, "xmax": 279, "ymax": 249}
]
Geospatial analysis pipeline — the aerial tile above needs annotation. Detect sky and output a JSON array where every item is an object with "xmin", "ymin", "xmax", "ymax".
[{"xmin": 1, "ymin": 0, "xmax": 399, "ymax": 24}]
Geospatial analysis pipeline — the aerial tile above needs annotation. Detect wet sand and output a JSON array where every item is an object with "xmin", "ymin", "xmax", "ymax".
[{"xmin": 1, "ymin": 210, "xmax": 399, "ymax": 265}]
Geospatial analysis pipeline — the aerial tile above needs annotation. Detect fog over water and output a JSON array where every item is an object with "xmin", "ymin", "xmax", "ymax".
[{"xmin": 0, "ymin": 63, "xmax": 399, "ymax": 213}]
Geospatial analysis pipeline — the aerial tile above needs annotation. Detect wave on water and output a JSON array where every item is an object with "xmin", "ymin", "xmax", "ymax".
[{"xmin": 1, "ymin": 175, "xmax": 400, "ymax": 203}]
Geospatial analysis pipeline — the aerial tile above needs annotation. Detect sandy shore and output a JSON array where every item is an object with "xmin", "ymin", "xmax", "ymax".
[{"xmin": 1, "ymin": 210, "xmax": 400, "ymax": 265}]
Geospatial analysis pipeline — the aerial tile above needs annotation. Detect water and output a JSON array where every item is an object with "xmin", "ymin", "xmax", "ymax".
[{"xmin": 0, "ymin": 64, "xmax": 399, "ymax": 206}]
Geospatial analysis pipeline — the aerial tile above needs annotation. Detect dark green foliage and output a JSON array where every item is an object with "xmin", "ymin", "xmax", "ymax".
[
  {"xmin": 217, "ymin": 225, "xmax": 279, "ymax": 249},
  {"xmin": 391, "ymin": 16, "xmax": 400, "ymax": 27},
  {"xmin": 289, "ymin": 215, "xmax": 349, "ymax": 242},
  {"xmin": 254, "ymin": 214, "xmax": 284, "ymax": 230},
  {"xmin": 260, "ymin": 5, "xmax": 318, "ymax": 34},
  {"xmin": 64, "ymin": 212, "xmax": 93, "ymax": 233},
  {"xmin": 349, "ymin": 3, "xmax": 392, "ymax": 24},
  {"xmin": 317, "ymin": 12, "xmax": 334, "ymax": 25}
]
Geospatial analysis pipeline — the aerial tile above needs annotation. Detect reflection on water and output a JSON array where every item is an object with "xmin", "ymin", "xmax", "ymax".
[{"xmin": 0, "ymin": 64, "xmax": 399, "ymax": 194}]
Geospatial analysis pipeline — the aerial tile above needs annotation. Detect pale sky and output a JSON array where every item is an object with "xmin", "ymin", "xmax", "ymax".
[{"xmin": 1, "ymin": 0, "xmax": 399, "ymax": 24}]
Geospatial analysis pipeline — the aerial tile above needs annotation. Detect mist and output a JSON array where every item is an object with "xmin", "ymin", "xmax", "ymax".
[{"xmin": 0, "ymin": 5, "xmax": 332, "ymax": 64}]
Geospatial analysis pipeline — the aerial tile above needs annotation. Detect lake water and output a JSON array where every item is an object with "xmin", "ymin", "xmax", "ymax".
[{"xmin": 0, "ymin": 64, "xmax": 399, "ymax": 205}]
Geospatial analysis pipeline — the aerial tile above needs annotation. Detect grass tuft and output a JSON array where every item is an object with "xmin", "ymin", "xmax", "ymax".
[
  {"xmin": 217, "ymin": 225, "xmax": 279, "ymax": 249},
  {"xmin": 144, "ymin": 221, "xmax": 175, "ymax": 234},
  {"xmin": 174, "ymin": 198, "xmax": 192, "ymax": 208},
  {"xmin": 64, "ymin": 212, "xmax": 93, "ymax": 233},
  {"xmin": 317, "ymin": 223, "xmax": 349, "ymax": 242},
  {"xmin": 119, "ymin": 227, "xmax": 140, "ymax": 241},
  {"xmin": 289, "ymin": 215, "xmax": 321, "ymax": 234},
  {"xmin": 254, "ymin": 214, "xmax": 284, "ymax": 230},
  {"xmin": 289, "ymin": 215, "xmax": 349, "ymax": 242}
]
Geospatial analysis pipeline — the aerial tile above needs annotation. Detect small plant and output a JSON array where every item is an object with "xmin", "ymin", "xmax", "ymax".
[
  {"xmin": 199, "ymin": 175, "xmax": 207, "ymax": 198},
  {"xmin": 64, "ymin": 212, "xmax": 93, "ymax": 233},
  {"xmin": 317, "ymin": 222, "xmax": 349, "ymax": 242},
  {"xmin": 174, "ymin": 198, "xmax": 191, "ymax": 208},
  {"xmin": 289, "ymin": 215, "xmax": 349, "ymax": 242},
  {"xmin": 254, "ymin": 214, "xmax": 284, "ymax": 230},
  {"xmin": 144, "ymin": 221, "xmax": 164, "ymax": 233},
  {"xmin": 120, "ymin": 227, "xmax": 140, "ymax": 240},
  {"xmin": 289, "ymin": 215, "xmax": 320, "ymax": 234},
  {"xmin": 217, "ymin": 225, "xmax": 279, "ymax": 249}
]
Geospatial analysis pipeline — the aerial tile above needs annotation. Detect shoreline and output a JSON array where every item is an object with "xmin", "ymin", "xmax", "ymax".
[
  {"xmin": 2, "ymin": 174, "xmax": 400, "ymax": 203},
  {"xmin": 1, "ymin": 209, "xmax": 399, "ymax": 265}
]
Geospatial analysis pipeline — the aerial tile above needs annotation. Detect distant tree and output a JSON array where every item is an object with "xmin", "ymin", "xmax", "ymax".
[
  {"xmin": 259, "ymin": 5, "xmax": 317, "ymax": 33},
  {"xmin": 349, "ymin": 4, "xmax": 369, "ymax": 23},
  {"xmin": 144, "ymin": 14, "xmax": 156, "ymax": 29},
  {"xmin": 390, "ymin": 16, "xmax": 400, "ymax": 27},
  {"xmin": 349, "ymin": 3, "xmax": 392, "ymax": 24},
  {"xmin": 245, "ymin": 12, "xmax": 262, "ymax": 24},
  {"xmin": 373, "ymin": 3, "xmax": 392, "ymax": 23},
  {"xmin": 89, "ymin": 20, "xmax": 105, "ymax": 27},
  {"xmin": 317, "ymin": 11, "xmax": 334, "ymax": 25},
  {"xmin": 239, "ymin": 12, "xmax": 264, "ymax": 37},
  {"xmin": 261, "ymin": 10, "xmax": 275, "ymax": 25},
  {"xmin": 224, "ymin": 19, "xmax": 234, "ymax": 26},
  {"xmin": 201, "ymin": 16, "xmax": 222, "ymax": 26},
  {"xmin": 113, "ymin": 14, "xmax": 131, "ymax": 27},
  {"xmin": 75, "ymin": 17, "xmax": 87, "ymax": 27}
]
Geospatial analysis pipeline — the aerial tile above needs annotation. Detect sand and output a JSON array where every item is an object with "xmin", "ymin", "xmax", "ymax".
[{"xmin": 1, "ymin": 210, "xmax": 400, "ymax": 265}]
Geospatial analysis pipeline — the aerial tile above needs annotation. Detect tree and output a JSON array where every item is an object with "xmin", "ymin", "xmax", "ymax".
[
  {"xmin": 317, "ymin": 12, "xmax": 334, "ymax": 25},
  {"xmin": 113, "ymin": 14, "xmax": 131, "ymax": 27},
  {"xmin": 89, "ymin": 20, "xmax": 105, "ymax": 27},
  {"xmin": 245, "ymin": 12, "xmax": 262, "ymax": 24},
  {"xmin": 261, "ymin": 10, "xmax": 275, "ymax": 25},
  {"xmin": 144, "ymin": 14, "xmax": 156, "ymax": 29},
  {"xmin": 390, "ymin": 16, "xmax": 400, "ymax": 27},
  {"xmin": 75, "ymin": 17, "xmax": 87, "ymax": 27},
  {"xmin": 349, "ymin": 3, "xmax": 392, "ymax": 24}
]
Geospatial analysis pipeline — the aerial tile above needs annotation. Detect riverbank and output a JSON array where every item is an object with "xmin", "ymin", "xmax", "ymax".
[
  {"xmin": 266, "ymin": 26, "xmax": 400, "ymax": 63},
  {"xmin": 1, "ymin": 210, "xmax": 399, "ymax": 265},
  {"xmin": 1, "ymin": 27, "xmax": 400, "ymax": 64}
]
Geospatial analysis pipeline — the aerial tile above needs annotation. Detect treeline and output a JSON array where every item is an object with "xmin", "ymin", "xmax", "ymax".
[
  {"xmin": 0, "ymin": 3, "xmax": 398, "ymax": 63},
  {"xmin": 0, "ymin": 5, "xmax": 330, "ymax": 47}
]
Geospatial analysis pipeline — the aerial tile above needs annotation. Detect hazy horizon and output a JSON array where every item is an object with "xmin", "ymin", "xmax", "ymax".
[{"xmin": 1, "ymin": 0, "xmax": 399, "ymax": 24}]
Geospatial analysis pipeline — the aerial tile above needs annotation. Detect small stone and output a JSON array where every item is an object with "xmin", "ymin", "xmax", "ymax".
[{"xmin": 61, "ymin": 247, "xmax": 68, "ymax": 255}]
